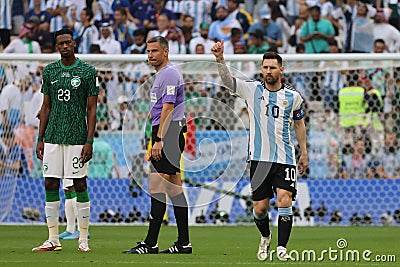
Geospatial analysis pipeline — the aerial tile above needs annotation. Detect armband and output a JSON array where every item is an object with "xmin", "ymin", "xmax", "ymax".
[
  {"xmin": 37, "ymin": 136, "xmax": 44, "ymax": 142},
  {"xmin": 86, "ymin": 137, "xmax": 94, "ymax": 144}
]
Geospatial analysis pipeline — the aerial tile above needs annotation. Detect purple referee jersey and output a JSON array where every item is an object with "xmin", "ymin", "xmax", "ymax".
[{"xmin": 150, "ymin": 63, "xmax": 184, "ymax": 126}]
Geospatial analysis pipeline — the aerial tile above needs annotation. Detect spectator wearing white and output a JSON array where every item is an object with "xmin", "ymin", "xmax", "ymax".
[
  {"xmin": 348, "ymin": 2, "xmax": 374, "ymax": 53},
  {"xmin": 3, "ymin": 22, "xmax": 41, "ymax": 53},
  {"xmin": 26, "ymin": 77, "xmax": 43, "ymax": 129},
  {"xmin": 96, "ymin": 22, "xmax": 122, "ymax": 54},
  {"xmin": 95, "ymin": 22, "xmax": 121, "ymax": 106},
  {"xmin": 268, "ymin": 1, "xmax": 291, "ymax": 53},
  {"xmin": 224, "ymin": 27, "xmax": 243, "ymax": 54},
  {"xmin": 61, "ymin": 8, "xmax": 99, "ymax": 54},
  {"xmin": 0, "ymin": 76, "xmax": 31, "ymax": 130},
  {"xmin": 3, "ymin": 22, "xmax": 41, "ymax": 84},
  {"xmin": 46, "ymin": 0, "xmax": 71, "ymax": 33},
  {"xmin": 166, "ymin": 27, "xmax": 186, "ymax": 54},
  {"xmin": 189, "ymin": 22, "xmax": 215, "ymax": 54},
  {"xmin": 248, "ymin": 5, "xmax": 283, "ymax": 50},
  {"xmin": 147, "ymin": 13, "xmax": 170, "ymax": 40},
  {"xmin": 373, "ymin": 10, "xmax": 400, "ymax": 53},
  {"xmin": 208, "ymin": 4, "xmax": 242, "ymax": 42},
  {"xmin": 68, "ymin": 0, "xmax": 86, "ymax": 21}
]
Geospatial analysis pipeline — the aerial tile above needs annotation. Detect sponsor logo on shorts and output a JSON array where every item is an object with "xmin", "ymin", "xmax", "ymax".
[
  {"xmin": 72, "ymin": 171, "xmax": 79, "ymax": 175},
  {"xmin": 43, "ymin": 163, "xmax": 48, "ymax": 173}
]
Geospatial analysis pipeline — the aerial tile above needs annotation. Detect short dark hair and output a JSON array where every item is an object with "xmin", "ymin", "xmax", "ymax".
[
  {"xmin": 262, "ymin": 52, "xmax": 283, "ymax": 66},
  {"xmin": 134, "ymin": 28, "xmax": 147, "ymax": 37},
  {"xmin": 54, "ymin": 28, "xmax": 74, "ymax": 42},
  {"xmin": 374, "ymin": 38, "xmax": 385, "ymax": 45},
  {"xmin": 83, "ymin": 8, "xmax": 94, "ymax": 21},
  {"xmin": 308, "ymin": 5, "xmax": 321, "ymax": 13},
  {"xmin": 90, "ymin": 44, "xmax": 101, "ymax": 53},
  {"xmin": 116, "ymin": 7, "xmax": 127, "ymax": 16},
  {"xmin": 147, "ymin": 36, "xmax": 169, "ymax": 49}
]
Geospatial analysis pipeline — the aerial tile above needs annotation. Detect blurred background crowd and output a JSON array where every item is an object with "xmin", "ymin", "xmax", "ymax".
[{"xmin": 0, "ymin": 0, "xmax": 400, "ymax": 180}]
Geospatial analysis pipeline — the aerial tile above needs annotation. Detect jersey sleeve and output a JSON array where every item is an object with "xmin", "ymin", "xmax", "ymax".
[
  {"xmin": 293, "ymin": 92, "xmax": 304, "ymax": 120},
  {"xmin": 233, "ymin": 78, "xmax": 255, "ymax": 100},
  {"xmin": 86, "ymin": 66, "xmax": 99, "ymax": 97},
  {"xmin": 41, "ymin": 68, "xmax": 51, "ymax": 95},
  {"xmin": 161, "ymin": 70, "xmax": 181, "ymax": 104}
]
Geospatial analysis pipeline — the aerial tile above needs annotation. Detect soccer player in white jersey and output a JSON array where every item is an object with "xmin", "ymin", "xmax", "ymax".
[{"xmin": 211, "ymin": 40, "xmax": 308, "ymax": 261}]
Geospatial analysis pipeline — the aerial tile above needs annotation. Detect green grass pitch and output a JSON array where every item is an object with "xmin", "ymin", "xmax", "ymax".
[{"xmin": 0, "ymin": 225, "xmax": 399, "ymax": 266}]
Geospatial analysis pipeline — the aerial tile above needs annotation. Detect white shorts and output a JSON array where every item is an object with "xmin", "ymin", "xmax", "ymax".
[
  {"xmin": 43, "ymin": 143, "xmax": 88, "ymax": 179},
  {"xmin": 62, "ymin": 179, "xmax": 74, "ymax": 190}
]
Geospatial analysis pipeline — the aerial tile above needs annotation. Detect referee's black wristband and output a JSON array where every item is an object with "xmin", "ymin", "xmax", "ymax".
[
  {"xmin": 86, "ymin": 137, "xmax": 94, "ymax": 144},
  {"xmin": 37, "ymin": 136, "xmax": 44, "ymax": 142}
]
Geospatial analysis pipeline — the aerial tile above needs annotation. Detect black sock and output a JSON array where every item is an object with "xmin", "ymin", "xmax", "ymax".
[
  {"xmin": 253, "ymin": 211, "xmax": 271, "ymax": 237},
  {"xmin": 144, "ymin": 193, "xmax": 166, "ymax": 246},
  {"xmin": 278, "ymin": 212, "xmax": 293, "ymax": 247},
  {"xmin": 171, "ymin": 192, "xmax": 189, "ymax": 245}
]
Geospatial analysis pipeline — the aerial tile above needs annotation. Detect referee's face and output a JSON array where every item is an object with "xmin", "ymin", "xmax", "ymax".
[
  {"xmin": 147, "ymin": 42, "xmax": 168, "ymax": 70},
  {"xmin": 262, "ymin": 59, "xmax": 283, "ymax": 86}
]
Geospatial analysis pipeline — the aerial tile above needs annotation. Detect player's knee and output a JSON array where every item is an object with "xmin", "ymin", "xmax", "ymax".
[
  {"xmin": 253, "ymin": 202, "xmax": 268, "ymax": 217},
  {"xmin": 277, "ymin": 192, "xmax": 292, "ymax": 207},
  {"xmin": 44, "ymin": 178, "xmax": 60, "ymax": 191},
  {"xmin": 73, "ymin": 177, "xmax": 87, "ymax": 192}
]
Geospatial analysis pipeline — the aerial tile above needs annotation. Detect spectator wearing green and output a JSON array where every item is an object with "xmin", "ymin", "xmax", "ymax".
[
  {"xmin": 248, "ymin": 29, "xmax": 270, "ymax": 54},
  {"xmin": 88, "ymin": 131, "xmax": 114, "ymax": 178}
]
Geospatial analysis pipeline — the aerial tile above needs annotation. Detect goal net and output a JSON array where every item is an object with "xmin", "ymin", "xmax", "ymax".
[{"xmin": 0, "ymin": 53, "xmax": 399, "ymax": 224}]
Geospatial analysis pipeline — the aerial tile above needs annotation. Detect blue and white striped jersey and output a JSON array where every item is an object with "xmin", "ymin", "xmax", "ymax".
[
  {"xmin": 182, "ymin": 0, "xmax": 211, "ymax": 32},
  {"xmin": 46, "ymin": 0, "xmax": 71, "ymax": 33},
  {"xmin": 233, "ymin": 78, "xmax": 304, "ymax": 165},
  {"xmin": 0, "ymin": 0, "xmax": 12, "ymax": 30},
  {"xmin": 73, "ymin": 23, "xmax": 99, "ymax": 54}
]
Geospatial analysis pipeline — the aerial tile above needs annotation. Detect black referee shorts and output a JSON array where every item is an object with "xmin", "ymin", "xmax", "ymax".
[
  {"xmin": 250, "ymin": 161, "xmax": 297, "ymax": 201},
  {"xmin": 150, "ymin": 121, "xmax": 185, "ymax": 175}
]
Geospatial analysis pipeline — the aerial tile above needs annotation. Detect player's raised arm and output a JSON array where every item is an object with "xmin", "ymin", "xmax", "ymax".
[{"xmin": 211, "ymin": 39, "xmax": 234, "ymax": 91}]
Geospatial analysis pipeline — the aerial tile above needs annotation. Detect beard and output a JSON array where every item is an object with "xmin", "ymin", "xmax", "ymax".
[{"xmin": 264, "ymin": 75, "xmax": 279, "ymax": 86}]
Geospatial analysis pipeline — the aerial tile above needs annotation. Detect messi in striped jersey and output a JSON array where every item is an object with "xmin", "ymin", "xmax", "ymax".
[{"xmin": 212, "ymin": 40, "xmax": 308, "ymax": 261}]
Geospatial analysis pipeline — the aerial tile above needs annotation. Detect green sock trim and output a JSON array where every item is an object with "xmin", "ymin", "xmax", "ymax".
[
  {"xmin": 76, "ymin": 189, "xmax": 90, "ymax": 203},
  {"xmin": 65, "ymin": 191, "xmax": 77, "ymax": 199},
  {"xmin": 45, "ymin": 190, "xmax": 60, "ymax": 202}
]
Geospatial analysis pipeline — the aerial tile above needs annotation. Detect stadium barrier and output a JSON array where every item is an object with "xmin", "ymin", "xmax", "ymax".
[{"xmin": 2, "ymin": 177, "xmax": 400, "ymax": 226}]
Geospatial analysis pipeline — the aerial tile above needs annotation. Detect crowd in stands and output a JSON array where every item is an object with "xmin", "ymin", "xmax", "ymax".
[
  {"xmin": 1, "ymin": 0, "xmax": 400, "ymax": 55},
  {"xmin": 1, "ymin": 0, "xmax": 400, "ymax": 179}
]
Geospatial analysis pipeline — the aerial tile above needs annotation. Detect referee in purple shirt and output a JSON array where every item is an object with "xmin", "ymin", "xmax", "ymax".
[{"xmin": 123, "ymin": 36, "xmax": 191, "ymax": 255}]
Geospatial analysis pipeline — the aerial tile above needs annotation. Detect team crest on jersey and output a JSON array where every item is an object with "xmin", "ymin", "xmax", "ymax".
[
  {"xmin": 71, "ymin": 77, "xmax": 81, "ymax": 89},
  {"xmin": 282, "ymin": 100, "xmax": 289, "ymax": 107}
]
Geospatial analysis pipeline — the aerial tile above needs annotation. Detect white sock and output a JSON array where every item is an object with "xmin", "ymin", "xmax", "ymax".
[
  {"xmin": 65, "ymin": 198, "xmax": 77, "ymax": 233},
  {"xmin": 77, "ymin": 201, "xmax": 90, "ymax": 242},
  {"xmin": 45, "ymin": 201, "xmax": 60, "ymax": 242}
]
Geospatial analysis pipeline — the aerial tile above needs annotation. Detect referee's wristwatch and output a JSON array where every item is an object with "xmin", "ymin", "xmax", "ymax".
[{"xmin": 154, "ymin": 136, "xmax": 163, "ymax": 142}]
